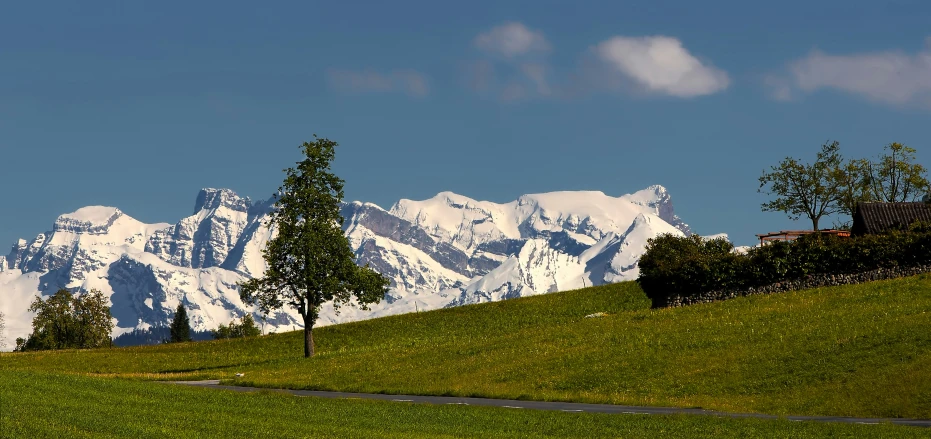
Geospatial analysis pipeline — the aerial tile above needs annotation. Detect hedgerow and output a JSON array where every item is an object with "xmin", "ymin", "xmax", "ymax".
[{"xmin": 637, "ymin": 224, "xmax": 931, "ymax": 304}]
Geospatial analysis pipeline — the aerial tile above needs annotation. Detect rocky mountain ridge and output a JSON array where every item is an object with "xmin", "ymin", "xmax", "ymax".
[{"xmin": 0, "ymin": 185, "xmax": 708, "ymax": 346}]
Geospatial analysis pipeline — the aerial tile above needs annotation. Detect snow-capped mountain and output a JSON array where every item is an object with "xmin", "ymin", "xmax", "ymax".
[{"xmin": 0, "ymin": 185, "xmax": 707, "ymax": 346}]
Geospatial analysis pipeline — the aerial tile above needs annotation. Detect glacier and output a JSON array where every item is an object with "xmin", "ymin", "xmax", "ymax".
[{"xmin": 0, "ymin": 185, "xmax": 714, "ymax": 348}]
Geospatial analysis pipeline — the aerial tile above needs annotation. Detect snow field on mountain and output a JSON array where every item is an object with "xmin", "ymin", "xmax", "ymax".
[{"xmin": 0, "ymin": 185, "xmax": 718, "ymax": 347}]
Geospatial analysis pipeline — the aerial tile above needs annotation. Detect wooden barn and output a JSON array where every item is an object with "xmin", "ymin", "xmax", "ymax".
[{"xmin": 851, "ymin": 202, "xmax": 931, "ymax": 236}]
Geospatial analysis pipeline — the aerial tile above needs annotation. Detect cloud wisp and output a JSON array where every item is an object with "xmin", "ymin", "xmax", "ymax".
[
  {"xmin": 592, "ymin": 36, "xmax": 730, "ymax": 98},
  {"xmin": 474, "ymin": 22, "xmax": 549, "ymax": 58},
  {"xmin": 327, "ymin": 69, "xmax": 430, "ymax": 97},
  {"xmin": 466, "ymin": 22, "xmax": 554, "ymax": 102},
  {"xmin": 466, "ymin": 22, "xmax": 730, "ymax": 102},
  {"xmin": 767, "ymin": 40, "xmax": 931, "ymax": 107}
]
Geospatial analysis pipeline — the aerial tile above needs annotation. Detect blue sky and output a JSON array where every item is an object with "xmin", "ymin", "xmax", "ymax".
[{"xmin": 2, "ymin": 0, "xmax": 930, "ymax": 248}]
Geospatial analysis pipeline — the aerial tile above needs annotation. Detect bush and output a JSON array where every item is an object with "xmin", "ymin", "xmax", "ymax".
[
  {"xmin": 212, "ymin": 314, "xmax": 261, "ymax": 340},
  {"xmin": 638, "ymin": 228, "xmax": 931, "ymax": 305}
]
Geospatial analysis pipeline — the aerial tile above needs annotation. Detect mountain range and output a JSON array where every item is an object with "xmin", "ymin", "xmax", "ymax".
[{"xmin": 0, "ymin": 185, "xmax": 709, "ymax": 346}]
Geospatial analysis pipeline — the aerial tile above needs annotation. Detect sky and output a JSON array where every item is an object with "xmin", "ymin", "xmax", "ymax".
[{"xmin": 2, "ymin": 0, "xmax": 931, "ymax": 248}]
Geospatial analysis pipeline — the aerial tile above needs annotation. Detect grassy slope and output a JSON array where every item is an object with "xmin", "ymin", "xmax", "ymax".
[
  {"xmin": 0, "ymin": 371, "xmax": 924, "ymax": 439},
  {"xmin": 3, "ymin": 276, "xmax": 931, "ymax": 418}
]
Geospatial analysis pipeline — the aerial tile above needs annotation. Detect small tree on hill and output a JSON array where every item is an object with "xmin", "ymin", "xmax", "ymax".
[
  {"xmin": 239, "ymin": 136, "xmax": 390, "ymax": 358},
  {"xmin": 169, "ymin": 303, "xmax": 192, "ymax": 343},
  {"xmin": 236, "ymin": 314, "xmax": 261, "ymax": 338}
]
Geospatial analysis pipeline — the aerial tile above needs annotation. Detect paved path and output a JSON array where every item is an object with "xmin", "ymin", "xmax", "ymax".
[{"xmin": 170, "ymin": 380, "xmax": 931, "ymax": 428}]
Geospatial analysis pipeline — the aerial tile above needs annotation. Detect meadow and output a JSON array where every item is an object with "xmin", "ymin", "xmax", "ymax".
[
  {"xmin": 4, "ymin": 276, "xmax": 931, "ymax": 420},
  {"xmin": 0, "ymin": 370, "xmax": 925, "ymax": 438}
]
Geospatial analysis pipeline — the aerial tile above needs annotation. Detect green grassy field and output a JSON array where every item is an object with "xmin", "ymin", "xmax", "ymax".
[
  {"xmin": 3, "ymin": 276, "xmax": 931, "ymax": 420},
  {"xmin": 0, "ymin": 370, "xmax": 924, "ymax": 438}
]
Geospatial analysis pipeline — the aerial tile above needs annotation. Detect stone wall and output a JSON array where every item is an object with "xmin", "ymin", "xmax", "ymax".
[{"xmin": 653, "ymin": 264, "xmax": 931, "ymax": 308}]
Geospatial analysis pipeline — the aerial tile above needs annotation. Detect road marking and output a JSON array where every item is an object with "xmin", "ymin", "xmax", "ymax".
[
  {"xmin": 622, "ymin": 411, "xmax": 647, "ymax": 414},
  {"xmin": 561, "ymin": 409, "xmax": 583, "ymax": 413},
  {"xmin": 392, "ymin": 399, "xmax": 414, "ymax": 402},
  {"xmin": 445, "ymin": 402, "xmax": 469, "ymax": 405},
  {"xmin": 502, "ymin": 406, "xmax": 523, "ymax": 409}
]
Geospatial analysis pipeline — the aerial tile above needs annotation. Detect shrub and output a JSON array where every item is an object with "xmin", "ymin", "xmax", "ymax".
[{"xmin": 212, "ymin": 314, "xmax": 261, "ymax": 340}]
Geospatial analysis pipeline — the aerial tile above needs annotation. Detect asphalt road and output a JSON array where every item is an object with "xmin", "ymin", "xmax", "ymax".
[{"xmin": 170, "ymin": 380, "xmax": 931, "ymax": 428}]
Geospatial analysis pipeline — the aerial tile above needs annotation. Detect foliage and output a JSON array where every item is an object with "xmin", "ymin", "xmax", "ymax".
[
  {"xmin": 760, "ymin": 141, "xmax": 931, "ymax": 229},
  {"xmin": 16, "ymin": 288, "xmax": 113, "ymax": 351},
  {"xmin": 5, "ymin": 280, "xmax": 931, "ymax": 419},
  {"xmin": 833, "ymin": 157, "xmax": 873, "ymax": 220},
  {"xmin": 638, "ymin": 228, "xmax": 931, "ymax": 305},
  {"xmin": 212, "ymin": 314, "xmax": 262, "ymax": 340},
  {"xmin": 637, "ymin": 234, "xmax": 743, "ymax": 298},
  {"xmin": 4, "ymin": 371, "xmax": 925, "ymax": 439},
  {"xmin": 865, "ymin": 142, "xmax": 930, "ymax": 202},
  {"xmin": 758, "ymin": 140, "xmax": 851, "ymax": 230},
  {"xmin": 169, "ymin": 303, "xmax": 192, "ymax": 343},
  {"xmin": 239, "ymin": 136, "xmax": 390, "ymax": 357}
]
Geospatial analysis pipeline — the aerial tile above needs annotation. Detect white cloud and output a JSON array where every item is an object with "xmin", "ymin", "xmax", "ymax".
[
  {"xmin": 593, "ymin": 36, "xmax": 730, "ymax": 97},
  {"xmin": 326, "ymin": 69, "xmax": 430, "ymax": 97},
  {"xmin": 772, "ymin": 44, "xmax": 931, "ymax": 107},
  {"xmin": 474, "ymin": 22, "xmax": 549, "ymax": 58}
]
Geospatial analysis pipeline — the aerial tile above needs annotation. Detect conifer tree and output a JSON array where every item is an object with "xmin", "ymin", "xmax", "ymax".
[{"xmin": 169, "ymin": 303, "xmax": 192, "ymax": 343}]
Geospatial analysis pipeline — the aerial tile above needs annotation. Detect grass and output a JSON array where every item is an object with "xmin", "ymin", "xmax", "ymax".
[
  {"xmin": 3, "ymin": 276, "xmax": 931, "ymax": 419},
  {"xmin": 0, "ymin": 370, "xmax": 925, "ymax": 438}
]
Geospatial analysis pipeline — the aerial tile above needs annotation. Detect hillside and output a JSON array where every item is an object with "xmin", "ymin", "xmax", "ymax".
[{"xmin": 4, "ymin": 276, "xmax": 931, "ymax": 419}]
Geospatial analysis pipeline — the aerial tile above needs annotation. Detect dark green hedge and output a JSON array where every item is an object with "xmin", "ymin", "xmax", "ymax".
[{"xmin": 637, "ymin": 225, "xmax": 931, "ymax": 303}]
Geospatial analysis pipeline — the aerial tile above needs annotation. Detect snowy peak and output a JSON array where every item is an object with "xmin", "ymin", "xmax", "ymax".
[
  {"xmin": 146, "ymin": 189, "xmax": 253, "ymax": 269},
  {"xmin": 389, "ymin": 192, "xmax": 515, "ymax": 252},
  {"xmin": 54, "ymin": 206, "xmax": 123, "ymax": 234},
  {"xmin": 389, "ymin": 187, "xmax": 690, "ymax": 253},
  {"xmin": 0, "ymin": 184, "xmax": 716, "ymax": 349},
  {"xmin": 620, "ymin": 184, "xmax": 669, "ymax": 206},
  {"xmin": 620, "ymin": 184, "xmax": 691, "ymax": 235},
  {"xmin": 193, "ymin": 188, "xmax": 251, "ymax": 214}
]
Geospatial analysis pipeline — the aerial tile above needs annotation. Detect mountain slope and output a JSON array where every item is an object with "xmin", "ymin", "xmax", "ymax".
[{"xmin": 0, "ymin": 184, "xmax": 710, "ymax": 345}]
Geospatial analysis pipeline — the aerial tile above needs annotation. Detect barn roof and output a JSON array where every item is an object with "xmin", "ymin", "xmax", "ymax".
[{"xmin": 851, "ymin": 202, "xmax": 931, "ymax": 235}]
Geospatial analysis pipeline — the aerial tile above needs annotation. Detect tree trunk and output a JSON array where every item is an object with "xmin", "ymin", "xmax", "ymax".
[
  {"xmin": 812, "ymin": 216, "xmax": 819, "ymax": 231},
  {"xmin": 303, "ymin": 322, "xmax": 315, "ymax": 358}
]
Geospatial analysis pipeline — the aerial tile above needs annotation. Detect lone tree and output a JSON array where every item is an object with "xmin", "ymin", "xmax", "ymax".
[
  {"xmin": 19, "ymin": 288, "xmax": 113, "ymax": 351},
  {"xmin": 169, "ymin": 303, "xmax": 192, "ymax": 343},
  {"xmin": 239, "ymin": 136, "xmax": 390, "ymax": 358},
  {"xmin": 759, "ymin": 140, "xmax": 849, "ymax": 230},
  {"xmin": 865, "ymin": 142, "xmax": 930, "ymax": 202}
]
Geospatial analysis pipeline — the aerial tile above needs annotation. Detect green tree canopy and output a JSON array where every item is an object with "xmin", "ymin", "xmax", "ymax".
[
  {"xmin": 239, "ymin": 136, "xmax": 390, "ymax": 357},
  {"xmin": 19, "ymin": 288, "xmax": 113, "ymax": 351},
  {"xmin": 866, "ymin": 142, "xmax": 930, "ymax": 202},
  {"xmin": 169, "ymin": 303, "xmax": 192, "ymax": 343},
  {"xmin": 759, "ymin": 141, "xmax": 849, "ymax": 231}
]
